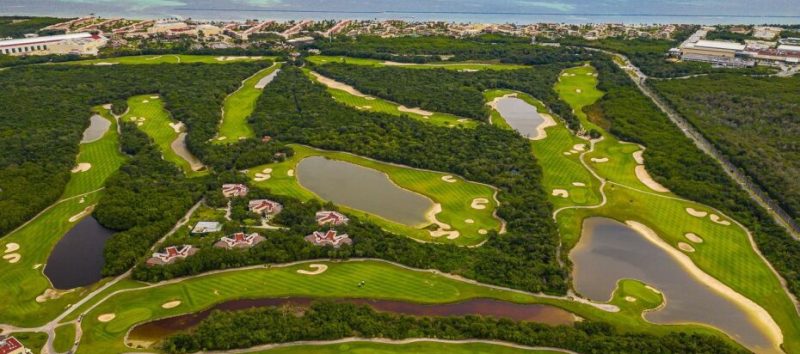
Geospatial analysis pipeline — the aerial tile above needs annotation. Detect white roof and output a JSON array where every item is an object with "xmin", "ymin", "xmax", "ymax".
[
  {"xmin": 694, "ymin": 40, "xmax": 745, "ymax": 51},
  {"xmin": 0, "ymin": 32, "xmax": 93, "ymax": 47},
  {"xmin": 778, "ymin": 44, "xmax": 800, "ymax": 53}
]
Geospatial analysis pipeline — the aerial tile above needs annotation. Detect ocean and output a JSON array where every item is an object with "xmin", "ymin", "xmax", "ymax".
[{"xmin": 1, "ymin": 0, "xmax": 799, "ymax": 24}]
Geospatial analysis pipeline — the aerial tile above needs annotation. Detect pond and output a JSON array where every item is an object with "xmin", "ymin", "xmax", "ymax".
[
  {"xmin": 80, "ymin": 114, "xmax": 111, "ymax": 144},
  {"xmin": 493, "ymin": 97, "xmax": 546, "ymax": 139},
  {"xmin": 44, "ymin": 216, "xmax": 114, "ymax": 289},
  {"xmin": 171, "ymin": 132, "xmax": 205, "ymax": 171},
  {"xmin": 296, "ymin": 156, "xmax": 434, "ymax": 226},
  {"xmin": 128, "ymin": 297, "xmax": 576, "ymax": 344},
  {"xmin": 570, "ymin": 217, "xmax": 778, "ymax": 353}
]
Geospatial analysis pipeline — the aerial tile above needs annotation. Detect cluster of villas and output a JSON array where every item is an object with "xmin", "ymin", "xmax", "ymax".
[{"xmin": 146, "ymin": 184, "xmax": 352, "ymax": 266}]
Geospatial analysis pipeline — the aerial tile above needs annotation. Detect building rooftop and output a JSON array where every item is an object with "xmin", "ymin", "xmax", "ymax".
[
  {"xmin": 0, "ymin": 32, "xmax": 94, "ymax": 47},
  {"xmin": 693, "ymin": 40, "xmax": 746, "ymax": 51},
  {"xmin": 777, "ymin": 44, "xmax": 800, "ymax": 53},
  {"xmin": 0, "ymin": 336, "xmax": 23, "ymax": 354},
  {"xmin": 192, "ymin": 221, "xmax": 222, "ymax": 234}
]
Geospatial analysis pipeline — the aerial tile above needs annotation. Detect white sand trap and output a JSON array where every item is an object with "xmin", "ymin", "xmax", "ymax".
[
  {"xmin": 136, "ymin": 122, "xmax": 144, "ymax": 126},
  {"xmin": 709, "ymin": 214, "xmax": 731, "ymax": 226},
  {"xmin": 79, "ymin": 197, "xmax": 85, "ymax": 204},
  {"xmin": 478, "ymin": 229, "xmax": 488, "ymax": 235},
  {"xmin": 102, "ymin": 104, "xmax": 112, "ymax": 109},
  {"xmin": 97, "ymin": 313, "xmax": 116, "ymax": 322},
  {"xmin": 632, "ymin": 150, "xmax": 645, "ymax": 165},
  {"xmin": 471, "ymin": 198, "xmax": 489, "ymax": 209},
  {"xmin": 427, "ymin": 204, "xmax": 460, "ymax": 239},
  {"xmin": 575, "ymin": 89, "xmax": 582, "ymax": 93},
  {"xmin": 685, "ymin": 207, "xmax": 708, "ymax": 218},
  {"xmin": 635, "ymin": 165, "xmax": 669, "ymax": 192},
  {"xmin": 4, "ymin": 243, "xmax": 19, "ymax": 253},
  {"xmin": 33, "ymin": 264, "xmax": 42, "ymax": 269},
  {"xmin": 644, "ymin": 285, "xmax": 662, "ymax": 294},
  {"xmin": 3, "ymin": 253, "xmax": 20, "ymax": 263},
  {"xmin": 356, "ymin": 105, "xmax": 372, "ymax": 110},
  {"xmin": 262, "ymin": 168, "xmax": 273, "ymax": 173},
  {"xmin": 624, "ymin": 296, "xmax": 637, "ymax": 302},
  {"xmin": 68, "ymin": 206, "xmax": 94, "ymax": 223},
  {"xmin": 685, "ymin": 233, "xmax": 704, "ymax": 243},
  {"xmin": 572, "ymin": 144, "xmax": 586, "ymax": 152},
  {"xmin": 398, "ymin": 105, "xmax": 434, "ymax": 116},
  {"xmin": 441, "ymin": 175, "xmax": 457, "ymax": 183},
  {"xmin": 457, "ymin": 118, "xmax": 469, "ymax": 123},
  {"xmin": 297, "ymin": 264, "xmax": 328, "ymax": 275},
  {"xmin": 563, "ymin": 152, "xmax": 573, "ymax": 156},
  {"xmin": 678, "ymin": 242, "xmax": 695, "ymax": 253},
  {"xmin": 36, "ymin": 288, "xmax": 69, "ymax": 303},
  {"xmin": 572, "ymin": 182, "xmax": 586, "ymax": 187},
  {"xmin": 590, "ymin": 157, "xmax": 609, "ymax": 163},
  {"xmin": 287, "ymin": 169, "xmax": 295, "ymax": 176},
  {"xmin": 365, "ymin": 96, "xmax": 375, "ymax": 100},
  {"xmin": 465, "ymin": 219, "xmax": 475, "ymax": 224},
  {"xmin": 161, "ymin": 300, "xmax": 182, "ymax": 309},
  {"xmin": 552, "ymin": 189, "xmax": 569, "ymax": 198},
  {"xmin": 168, "ymin": 122, "xmax": 184, "ymax": 133},
  {"xmin": 530, "ymin": 113, "xmax": 558, "ymax": 141},
  {"xmin": 311, "ymin": 71, "xmax": 369, "ymax": 97},
  {"xmin": 71, "ymin": 163, "xmax": 92, "ymax": 173},
  {"xmin": 142, "ymin": 100, "xmax": 149, "ymax": 103},
  {"xmin": 254, "ymin": 173, "xmax": 271, "ymax": 181},
  {"xmin": 150, "ymin": 96, "xmax": 159, "ymax": 99},
  {"xmin": 94, "ymin": 62, "xmax": 116, "ymax": 66},
  {"xmin": 217, "ymin": 136, "xmax": 227, "ymax": 141}
]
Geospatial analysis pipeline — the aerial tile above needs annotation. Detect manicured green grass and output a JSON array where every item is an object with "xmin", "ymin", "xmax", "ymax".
[
  {"xmin": 122, "ymin": 95, "xmax": 207, "ymax": 176},
  {"xmin": 247, "ymin": 144, "xmax": 501, "ymax": 246},
  {"xmin": 76, "ymin": 260, "xmax": 732, "ymax": 354},
  {"xmin": 250, "ymin": 341, "xmax": 562, "ymax": 354},
  {"xmin": 303, "ymin": 68, "xmax": 477, "ymax": 128},
  {"xmin": 54, "ymin": 323, "xmax": 77, "ymax": 353},
  {"xmin": 62, "ymin": 106, "xmax": 126, "ymax": 198},
  {"xmin": 63, "ymin": 55, "xmax": 275, "ymax": 65},
  {"xmin": 216, "ymin": 63, "xmax": 282, "ymax": 142},
  {"xmin": 307, "ymin": 55, "xmax": 529, "ymax": 71}
]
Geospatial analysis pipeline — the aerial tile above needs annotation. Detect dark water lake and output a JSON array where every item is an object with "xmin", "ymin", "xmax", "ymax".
[
  {"xmin": 570, "ymin": 217, "xmax": 776, "ymax": 353},
  {"xmin": 44, "ymin": 216, "xmax": 114, "ymax": 289},
  {"xmin": 494, "ymin": 97, "xmax": 545, "ymax": 139},
  {"xmin": 296, "ymin": 156, "xmax": 433, "ymax": 226},
  {"xmin": 128, "ymin": 297, "xmax": 576, "ymax": 343}
]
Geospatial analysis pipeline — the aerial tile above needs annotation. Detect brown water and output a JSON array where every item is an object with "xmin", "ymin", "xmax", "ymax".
[
  {"xmin": 128, "ymin": 297, "xmax": 576, "ymax": 343},
  {"xmin": 296, "ymin": 156, "xmax": 433, "ymax": 226},
  {"xmin": 570, "ymin": 217, "xmax": 776, "ymax": 353},
  {"xmin": 494, "ymin": 97, "xmax": 545, "ymax": 139},
  {"xmin": 80, "ymin": 114, "xmax": 111, "ymax": 144}
]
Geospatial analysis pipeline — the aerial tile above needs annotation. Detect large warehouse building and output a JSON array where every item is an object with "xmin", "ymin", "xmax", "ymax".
[{"xmin": 0, "ymin": 32, "xmax": 108, "ymax": 56}]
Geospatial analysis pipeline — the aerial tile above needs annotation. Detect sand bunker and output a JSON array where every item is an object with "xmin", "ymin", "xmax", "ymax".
[
  {"xmin": 644, "ymin": 285, "xmax": 662, "ymax": 294},
  {"xmin": 624, "ymin": 296, "xmax": 637, "ymax": 302},
  {"xmin": 427, "ymin": 204, "xmax": 460, "ymax": 239},
  {"xmin": 441, "ymin": 175, "xmax": 457, "ymax": 183},
  {"xmin": 68, "ymin": 206, "xmax": 94, "ymax": 223},
  {"xmin": 685, "ymin": 233, "xmax": 704, "ymax": 243},
  {"xmin": 311, "ymin": 71, "xmax": 369, "ymax": 97},
  {"xmin": 36, "ymin": 288, "xmax": 71, "ymax": 303},
  {"xmin": 3, "ymin": 253, "xmax": 20, "ymax": 263},
  {"xmin": 150, "ymin": 96, "xmax": 159, "ymax": 99},
  {"xmin": 465, "ymin": 219, "xmax": 475, "ymax": 224},
  {"xmin": 171, "ymin": 133, "xmax": 205, "ymax": 171},
  {"xmin": 356, "ymin": 105, "xmax": 372, "ymax": 110},
  {"xmin": 634, "ymin": 165, "xmax": 669, "ymax": 193},
  {"xmin": 161, "ymin": 300, "xmax": 182, "ymax": 309},
  {"xmin": 97, "ymin": 313, "xmax": 116, "ymax": 322},
  {"xmin": 287, "ymin": 169, "xmax": 295, "ymax": 177},
  {"xmin": 217, "ymin": 136, "xmax": 227, "ymax": 141},
  {"xmin": 575, "ymin": 89, "xmax": 582, "ymax": 93},
  {"xmin": 262, "ymin": 168, "xmax": 273, "ymax": 173},
  {"xmin": 678, "ymin": 242, "xmax": 695, "ymax": 253},
  {"xmin": 398, "ymin": 105, "xmax": 433, "ymax": 117},
  {"xmin": 478, "ymin": 229, "xmax": 488, "ymax": 235},
  {"xmin": 254, "ymin": 172, "xmax": 271, "ymax": 181},
  {"xmin": 94, "ymin": 62, "xmax": 116, "ymax": 66},
  {"xmin": 709, "ymin": 214, "xmax": 731, "ymax": 226},
  {"xmin": 471, "ymin": 198, "xmax": 489, "ymax": 209},
  {"xmin": 563, "ymin": 152, "xmax": 573, "ymax": 156},
  {"xmin": 572, "ymin": 144, "xmax": 586, "ymax": 152},
  {"xmin": 4, "ymin": 243, "xmax": 19, "ymax": 253},
  {"xmin": 590, "ymin": 157, "xmax": 609, "ymax": 163},
  {"xmin": 169, "ymin": 122, "xmax": 184, "ymax": 133},
  {"xmin": 142, "ymin": 100, "xmax": 149, "ymax": 103},
  {"xmin": 572, "ymin": 182, "xmax": 586, "ymax": 187},
  {"xmin": 552, "ymin": 189, "xmax": 569, "ymax": 198},
  {"xmin": 633, "ymin": 150, "xmax": 645, "ymax": 165},
  {"xmin": 685, "ymin": 207, "xmax": 708, "ymax": 218},
  {"xmin": 79, "ymin": 197, "xmax": 85, "ymax": 204},
  {"xmin": 71, "ymin": 163, "xmax": 92, "ymax": 173},
  {"xmin": 297, "ymin": 264, "xmax": 328, "ymax": 275}
]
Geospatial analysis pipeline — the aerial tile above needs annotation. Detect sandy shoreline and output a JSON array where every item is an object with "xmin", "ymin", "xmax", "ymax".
[
  {"xmin": 486, "ymin": 93, "xmax": 556, "ymax": 140},
  {"xmin": 634, "ymin": 165, "xmax": 670, "ymax": 193}
]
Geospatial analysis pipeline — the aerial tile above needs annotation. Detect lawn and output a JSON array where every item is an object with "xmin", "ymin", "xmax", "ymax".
[
  {"xmin": 54, "ymin": 323, "xmax": 77, "ymax": 353},
  {"xmin": 216, "ymin": 63, "xmax": 282, "ymax": 142},
  {"xmin": 122, "ymin": 95, "xmax": 207, "ymax": 176},
  {"xmin": 63, "ymin": 54, "xmax": 275, "ymax": 65},
  {"xmin": 307, "ymin": 55, "xmax": 529, "ymax": 71},
  {"xmin": 248, "ymin": 341, "xmax": 563, "ymax": 354},
  {"xmin": 247, "ymin": 144, "xmax": 502, "ymax": 246}
]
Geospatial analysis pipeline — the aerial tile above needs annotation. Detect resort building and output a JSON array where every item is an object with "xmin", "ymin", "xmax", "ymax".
[
  {"xmin": 0, "ymin": 32, "xmax": 108, "ymax": 56},
  {"xmin": 316, "ymin": 211, "xmax": 349, "ymax": 226},
  {"xmin": 0, "ymin": 336, "xmax": 25, "ymax": 354},
  {"xmin": 248, "ymin": 199, "xmax": 283, "ymax": 216},
  {"xmin": 146, "ymin": 245, "xmax": 197, "ymax": 266},
  {"xmin": 305, "ymin": 230, "xmax": 352, "ymax": 248},
  {"xmin": 222, "ymin": 184, "xmax": 249, "ymax": 198},
  {"xmin": 214, "ymin": 232, "xmax": 266, "ymax": 249},
  {"xmin": 191, "ymin": 221, "xmax": 222, "ymax": 234}
]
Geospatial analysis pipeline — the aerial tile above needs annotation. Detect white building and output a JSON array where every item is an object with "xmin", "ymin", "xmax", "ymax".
[{"xmin": 0, "ymin": 32, "xmax": 107, "ymax": 56}]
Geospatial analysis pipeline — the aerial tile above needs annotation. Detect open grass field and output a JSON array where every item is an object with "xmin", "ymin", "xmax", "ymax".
[
  {"xmin": 247, "ymin": 144, "xmax": 501, "ymax": 246},
  {"xmin": 0, "ymin": 105, "xmax": 125, "ymax": 327},
  {"xmin": 307, "ymin": 55, "xmax": 529, "ymax": 71},
  {"xmin": 303, "ymin": 69, "xmax": 476, "ymax": 128},
  {"xmin": 54, "ymin": 323, "xmax": 77, "ymax": 353},
  {"xmin": 122, "ymin": 95, "xmax": 207, "ymax": 177},
  {"xmin": 75, "ymin": 260, "xmax": 733, "ymax": 354},
  {"xmin": 216, "ymin": 63, "xmax": 282, "ymax": 142},
  {"xmin": 248, "ymin": 341, "xmax": 564, "ymax": 354},
  {"xmin": 520, "ymin": 64, "xmax": 800, "ymax": 353},
  {"xmin": 63, "ymin": 55, "xmax": 275, "ymax": 66}
]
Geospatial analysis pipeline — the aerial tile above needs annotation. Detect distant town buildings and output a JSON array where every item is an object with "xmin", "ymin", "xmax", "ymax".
[
  {"xmin": 305, "ymin": 230, "xmax": 352, "ymax": 248},
  {"xmin": 214, "ymin": 232, "xmax": 266, "ymax": 249},
  {"xmin": 0, "ymin": 32, "xmax": 107, "ymax": 56},
  {"xmin": 222, "ymin": 184, "xmax": 249, "ymax": 198},
  {"xmin": 676, "ymin": 27, "xmax": 800, "ymax": 67},
  {"xmin": 0, "ymin": 336, "xmax": 26, "ymax": 354},
  {"xmin": 316, "ymin": 211, "xmax": 349, "ymax": 226},
  {"xmin": 146, "ymin": 245, "xmax": 197, "ymax": 266},
  {"xmin": 192, "ymin": 221, "xmax": 222, "ymax": 234}
]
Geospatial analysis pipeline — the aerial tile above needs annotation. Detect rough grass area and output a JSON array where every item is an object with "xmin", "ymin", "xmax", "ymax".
[
  {"xmin": 247, "ymin": 341, "xmax": 563, "ymax": 354},
  {"xmin": 248, "ymin": 144, "xmax": 502, "ymax": 246},
  {"xmin": 54, "ymin": 323, "xmax": 77, "ymax": 353},
  {"xmin": 307, "ymin": 55, "xmax": 529, "ymax": 71},
  {"xmin": 216, "ymin": 63, "xmax": 282, "ymax": 142},
  {"xmin": 64, "ymin": 55, "xmax": 275, "ymax": 65},
  {"xmin": 62, "ymin": 107, "xmax": 126, "ymax": 198}
]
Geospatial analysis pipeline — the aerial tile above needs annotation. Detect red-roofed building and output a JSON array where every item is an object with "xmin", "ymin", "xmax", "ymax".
[
  {"xmin": 214, "ymin": 232, "xmax": 266, "ymax": 249},
  {"xmin": 305, "ymin": 230, "xmax": 352, "ymax": 248},
  {"xmin": 146, "ymin": 245, "xmax": 197, "ymax": 266},
  {"xmin": 315, "ymin": 211, "xmax": 349, "ymax": 226},
  {"xmin": 248, "ymin": 199, "xmax": 283, "ymax": 216},
  {"xmin": 222, "ymin": 184, "xmax": 249, "ymax": 198},
  {"xmin": 0, "ymin": 336, "xmax": 25, "ymax": 354}
]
